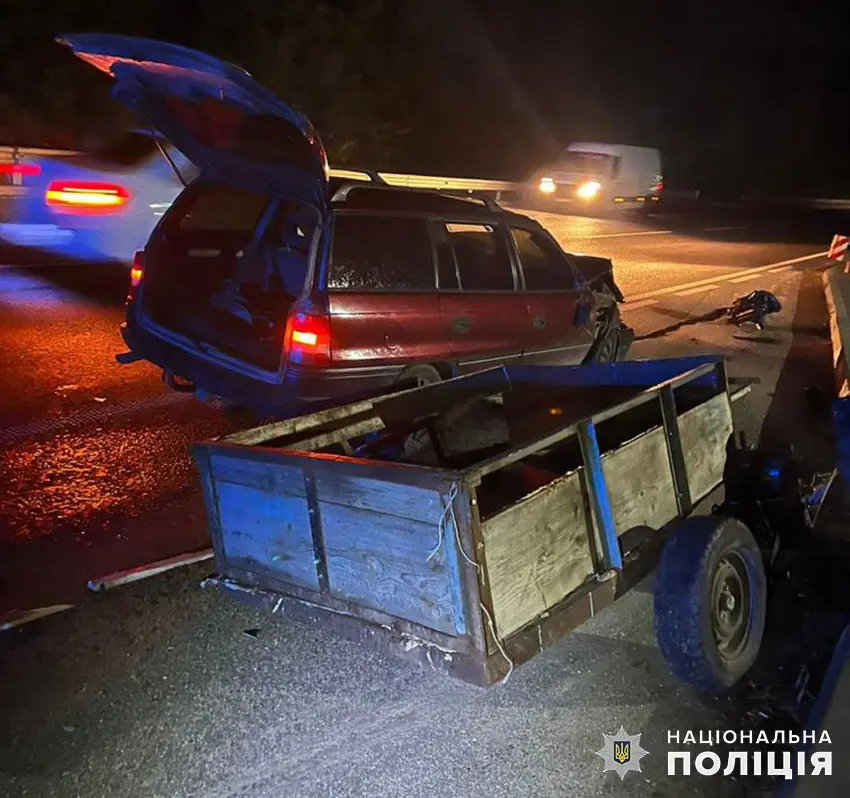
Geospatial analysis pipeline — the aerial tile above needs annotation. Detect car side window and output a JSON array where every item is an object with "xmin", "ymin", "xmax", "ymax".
[
  {"xmin": 329, "ymin": 214, "xmax": 434, "ymax": 291},
  {"xmin": 512, "ymin": 227, "xmax": 577, "ymax": 291},
  {"xmin": 441, "ymin": 222, "xmax": 515, "ymax": 291}
]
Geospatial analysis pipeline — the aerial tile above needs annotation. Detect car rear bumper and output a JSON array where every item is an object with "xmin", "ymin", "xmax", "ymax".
[
  {"xmin": 121, "ymin": 312, "xmax": 402, "ymax": 416},
  {"xmin": 0, "ymin": 222, "xmax": 75, "ymax": 247},
  {"xmin": 0, "ymin": 222, "xmax": 122, "ymax": 263}
]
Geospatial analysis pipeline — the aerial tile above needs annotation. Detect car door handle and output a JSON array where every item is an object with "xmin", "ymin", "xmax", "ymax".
[
  {"xmin": 453, "ymin": 317, "xmax": 471, "ymax": 334},
  {"xmin": 531, "ymin": 315, "xmax": 546, "ymax": 330}
]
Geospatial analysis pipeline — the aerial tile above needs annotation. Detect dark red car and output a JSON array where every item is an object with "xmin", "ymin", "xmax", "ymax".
[{"xmin": 62, "ymin": 34, "xmax": 631, "ymax": 416}]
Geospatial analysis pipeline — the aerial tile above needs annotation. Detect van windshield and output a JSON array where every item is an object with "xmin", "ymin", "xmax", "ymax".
[{"xmin": 558, "ymin": 152, "xmax": 613, "ymax": 175}]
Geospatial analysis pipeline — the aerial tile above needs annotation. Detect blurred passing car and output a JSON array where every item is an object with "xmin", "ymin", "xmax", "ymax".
[
  {"xmin": 0, "ymin": 129, "xmax": 197, "ymax": 264},
  {"xmin": 60, "ymin": 33, "xmax": 632, "ymax": 417},
  {"xmin": 528, "ymin": 142, "xmax": 663, "ymax": 214}
]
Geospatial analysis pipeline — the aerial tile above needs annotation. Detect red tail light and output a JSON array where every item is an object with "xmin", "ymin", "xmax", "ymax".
[
  {"xmin": 0, "ymin": 163, "xmax": 41, "ymax": 177},
  {"xmin": 45, "ymin": 180, "xmax": 130, "ymax": 213},
  {"xmin": 127, "ymin": 251, "xmax": 144, "ymax": 302},
  {"xmin": 284, "ymin": 308, "xmax": 331, "ymax": 365}
]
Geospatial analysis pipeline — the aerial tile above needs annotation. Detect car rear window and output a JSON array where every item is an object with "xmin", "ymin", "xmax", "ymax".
[
  {"xmin": 442, "ymin": 222, "xmax": 515, "ymax": 292},
  {"xmin": 329, "ymin": 215, "xmax": 434, "ymax": 291},
  {"xmin": 178, "ymin": 184, "xmax": 270, "ymax": 233}
]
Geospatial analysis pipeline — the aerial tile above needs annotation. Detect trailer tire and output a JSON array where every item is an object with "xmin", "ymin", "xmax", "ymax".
[{"xmin": 654, "ymin": 515, "xmax": 766, "ymax": 694}]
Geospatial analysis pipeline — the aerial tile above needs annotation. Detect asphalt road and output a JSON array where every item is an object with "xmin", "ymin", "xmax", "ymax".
[{"xmin": 0, "ymin": 206, "xmax": 840, "ymax": 798}]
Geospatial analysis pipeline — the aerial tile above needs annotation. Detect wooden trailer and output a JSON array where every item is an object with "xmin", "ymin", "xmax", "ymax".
[{"xmin": 194, "ymin": 356, "xmax": 756, "ymax": 687}]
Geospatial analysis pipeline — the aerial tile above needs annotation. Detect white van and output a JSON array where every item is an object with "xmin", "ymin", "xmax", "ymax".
[{"xmin": 531, "ymin": 142, "xmax": 663, "ymax": 212}]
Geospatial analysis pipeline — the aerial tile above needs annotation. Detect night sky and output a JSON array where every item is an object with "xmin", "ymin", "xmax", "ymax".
[{"xmin": 0, "ymin": 0, "xmax": 846, "ymax": 195}]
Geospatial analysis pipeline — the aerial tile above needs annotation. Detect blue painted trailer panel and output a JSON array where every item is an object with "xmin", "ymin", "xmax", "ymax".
[
  {"xmin": 209, "ymin": 453, "xmax": 306, "ymax": 497},
  {"xmin": 314, "ymin": 470, "xmax": 444, "ymax": 524},
  {"xmin": 215, "ymin": 480, "xmax": 319, "ymax": 590},
  {"xmin": 315, "ymin": 471, "xmax": 467, "ymax": 635},
  {"xmin": 321, "ymin": 502, "xmax": 465, "ymax": 635}
]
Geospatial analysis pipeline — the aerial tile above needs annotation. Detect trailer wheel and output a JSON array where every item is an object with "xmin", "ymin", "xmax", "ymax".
[{"xmin": 654, "ymin": 515, "xmax": 766, "ymax": 693}]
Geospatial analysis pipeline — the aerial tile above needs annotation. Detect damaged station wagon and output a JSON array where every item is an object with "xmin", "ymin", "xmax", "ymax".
[{"xmin": 61, "ymin": 34, "xmax": 633, "ymax": 416}]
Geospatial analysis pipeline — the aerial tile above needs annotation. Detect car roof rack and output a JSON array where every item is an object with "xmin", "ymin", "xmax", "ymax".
[
  {"xmin": 330, "ymin": 181, "xmax": 504, "ymax": 213},
  {"xmin": 436, "ymin": 189, "xmax": 503, "ymax": 213},
  {"xmin": 328, "ymin": 168, "xmax": 387, "ymax": 200}
]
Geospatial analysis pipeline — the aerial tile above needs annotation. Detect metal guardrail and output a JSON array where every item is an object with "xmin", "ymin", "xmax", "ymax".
[
  {"xmin": 752, "ymin": 196, "xmax": 850, "ymax": 211},
  {"xmin": 0, "ymin": 154, "xmax": 525, "ymax": 200},
  {"xmin": 329, "ymin": 167, "xmax": 520, "ymax": 200},
  {"xmin": 0, "ymin": 145, "xmax": 81, "ymax": 161},
  {"xmin": 4, "ymin": 145, "xmax": 850, "ymax": 209}
]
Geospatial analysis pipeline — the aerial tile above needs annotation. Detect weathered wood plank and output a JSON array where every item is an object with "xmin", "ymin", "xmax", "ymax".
[
  {"xmin": 315, "ymin": 470, "xmax": 444, "ymax": 524},
  {"xmin": 451, "ymin": 481, "xmax": 488, "ymax": 654},
  {"xmin": 282, "ymin": 416, "xmax": 385, "ymax": 453},
  {"xmin": 209, "ymin": 453, "xmax": 306, "ymax": 497},
  {"xmin": 602, "ymin": 425, "xmax": 679, "ymax": 537},
  {"xmin": 221, "ymin": 399, "xmax": 378, "ymax": 446},
  {"xmin": 679, "ymin": 392, "xmax": 734, "ymax": 503},
  {"xmin": 216, "ymin": 481, "xmax": 319, "ymax": 590},
  {"xmin": 481, "ymin": 471, "xmax": 596, "ymax": 638},
  {"xmin": 192, "ymin": 446, "xmax": 227, "ymax": 576},
  {"xmin": 321, "ymin": 502, "xmax": 464, "ymax": 635}
]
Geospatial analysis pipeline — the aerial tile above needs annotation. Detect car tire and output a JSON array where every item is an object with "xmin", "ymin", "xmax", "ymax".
[
  {"xmin": 394, "ymin": 364, "xmax": 443, "ymax": 391},
  {"xmin": 584, "ymin": 309, "xmax": 621, "ymax": 364},
  {"xmin": 393, "ymin": 365, "xmax": 444, "ymax": 458},
  {"xmin": 654, "ymin": 515, "xmax": 767, "ymax": 694}
]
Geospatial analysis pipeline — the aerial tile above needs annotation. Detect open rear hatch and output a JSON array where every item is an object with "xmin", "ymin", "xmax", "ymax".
[
  {"xmin": 59, "ymin": 34, "xmax": 329, "ymax": 374},
  {"xmin": 142, "ymin": 182, "xmax": 319, "ymax": 372}
]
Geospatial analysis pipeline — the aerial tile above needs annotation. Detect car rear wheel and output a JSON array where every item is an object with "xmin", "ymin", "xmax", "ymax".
[
  {"xmin": 594, "ymin": 326, "xmax": 619, "ymax": 363},
  {"xmin": 585, "ymin": 308, "xmax": 621, "ymax": 364},
  {"xmin": 394, "ymin": 364, "xmax": 443, "ymax": 391},
  {"xmin": 393, "ymin": 365, "xmax": 443, "ymax": 457}
]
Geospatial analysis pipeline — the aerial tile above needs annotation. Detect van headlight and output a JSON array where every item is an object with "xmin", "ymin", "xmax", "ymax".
[
  {"xmin": 539, "ymin": 177, "xmax": 556, "ymax": 194},
  {"xmin": 576, "ymin": 180, "xmax": 601, "ymax": 199}
]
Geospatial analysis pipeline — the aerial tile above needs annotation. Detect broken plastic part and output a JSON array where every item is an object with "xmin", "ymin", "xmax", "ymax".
[{"xmin": 115, "ymin": 350, "xmax": 142, "ymax": 365}]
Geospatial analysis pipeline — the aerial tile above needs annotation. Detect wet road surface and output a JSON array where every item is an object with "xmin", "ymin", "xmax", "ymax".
[
  {"xmin": 0, "ymin": 206, "xmax": 841, "ymax": 798},
  {"xmin": 0, "ymin": 209, "xmax": 831, "ymax": 615}
]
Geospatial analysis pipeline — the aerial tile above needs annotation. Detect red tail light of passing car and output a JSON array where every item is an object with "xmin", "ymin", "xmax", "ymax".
[
  {"xmin": 0, "ymin": 163, "xmax": 41, "ymax": 178},
  {"xmin": 127, "ymin": 251, "xmax": 144, "ymax": 302},
  {"xmin": 284, "ymin": 308, "xmax": 331, "ymax": 365},
  {"xmin": 45, "ymin": 180, "xmax": 130, "ymax": 213}
]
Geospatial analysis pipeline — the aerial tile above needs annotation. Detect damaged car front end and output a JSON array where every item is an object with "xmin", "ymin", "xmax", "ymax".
[{"xmin": 572, "ymin": 253, "xmax": 634, "ymax": 363}]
